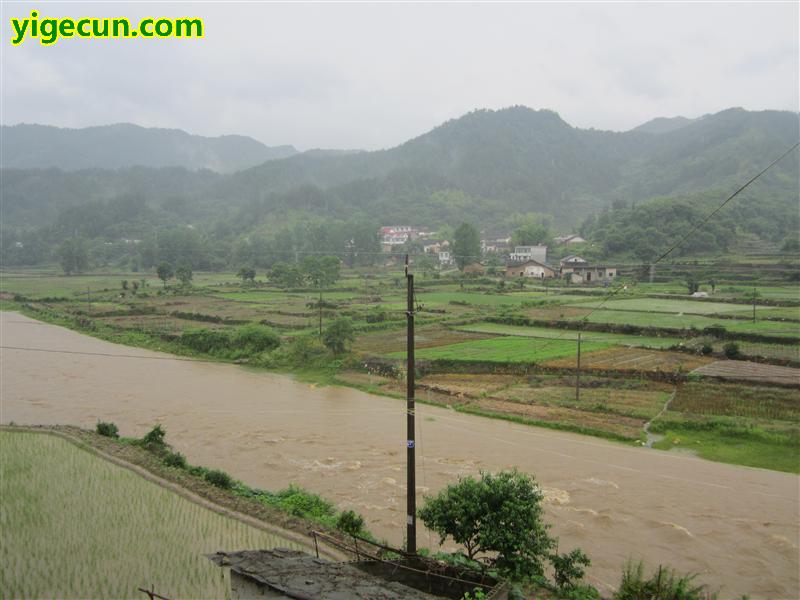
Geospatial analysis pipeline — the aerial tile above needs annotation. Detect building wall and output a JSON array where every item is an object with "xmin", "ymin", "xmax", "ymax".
[{"xmin": 230, "ymin": 572, "xmax": 287, "ymax": 599}]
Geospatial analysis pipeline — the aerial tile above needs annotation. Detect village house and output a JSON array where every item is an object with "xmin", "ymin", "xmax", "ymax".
[
  {"xmin": 422, "ymin": 239, "xmax": 448, "ymax": 254},
  {"xmin": 559, "ymin": 256, "xmax": 617, "ymax": 283},
  {"xmin": 509, "ymin": 245, "xmax": 548, "ymax": 263},
  {"xmin": 481, "ymin": 236, "xmax": 512, "ymax": 254},
  {"xmin": 462, "ymin": 262, "xmax": 486, "ymax": 275},
  {"xmin": 553, "ymin": 234, "xmax": 587, "ymax": 245},
  {"xmin": 437, "ymin": 250, "xmax": 453, "ymax": 266},
  {"xmin": 379, "ymin": 226, "xmax": 425, "ymax": 251},
  {"xmin": 505, "ymin": 259, "xmax": 556, "ymax": 279}
]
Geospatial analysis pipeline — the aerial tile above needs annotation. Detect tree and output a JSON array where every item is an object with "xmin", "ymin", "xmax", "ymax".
[
  {"xmin": 175, "ymin": 263, "xmax": 193, "ymax": 286},
  {"xmin": 686, "ymin": 275, "xmax": 699, "ymax": 295},
  {"xmin": 511, "ymin": 221, "xmax": 551, "ymax": 248},
  {"xmin": 237, "ymin": 266, "xmax": 256, "ymax": 284},
  {"xmin": 322, "ymin": 318, "xmax": 355, "ymax": 355},
  {"xmin": 302, "ymin": 255, "xmax": 341, "ymax": 288},
  {"xmin": 270, "ymin": 262, "xmax": 304, "ymax": 288},
  {"xmin": 156, "ymin": 262, "xmax": 174, "ymax": 287},
  {"xmin": 453, "ymin": 223, "xmax": 481, "ymax": 271},
  {"xmin": 418, "ymin": 470, "xmax": 555, "ymax": 581},
  {"xmin": 58, "ymin": 238, "xmax": 89, "ymax": 275}
]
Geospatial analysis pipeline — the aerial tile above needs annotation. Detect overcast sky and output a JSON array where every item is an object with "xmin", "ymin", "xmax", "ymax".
[{"xmin": 2, "ymin": 2, "xmax": 798, "ymax": 150}]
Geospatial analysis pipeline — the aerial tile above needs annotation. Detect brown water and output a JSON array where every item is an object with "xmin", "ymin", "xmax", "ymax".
[{"xmin": 1, "ymin": 312, "xmax": 798, "ymax": 598}]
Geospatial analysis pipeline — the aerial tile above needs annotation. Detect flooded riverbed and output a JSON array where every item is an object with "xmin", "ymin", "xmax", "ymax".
[{"xmin": 1, "ymin": 312, "xmax": 798, "ymax": 598}]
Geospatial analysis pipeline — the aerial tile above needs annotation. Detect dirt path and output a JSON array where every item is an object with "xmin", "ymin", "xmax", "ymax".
[{"xmin": 2, "ymin": 312, "xmax": 798, "ymax": 598}]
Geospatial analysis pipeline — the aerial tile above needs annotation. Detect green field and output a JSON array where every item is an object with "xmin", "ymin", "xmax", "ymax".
[
  {"xmin": 563, "ymin": 309, "xmax": 800, "ymax": 337},
  {"xmin": 454, "ymin": 322, "xmax": 685, "ymax": 349},
  {"xmin": 571, "ymin": 297, "xmax": 771, "ymax": 315},
  {"xmin": 390, "ymin": 336, "xmax": 609, "ymax": 363},
  {"xmin": 0, "ymin": 431, "xmax": 299, "ymax": 599}
]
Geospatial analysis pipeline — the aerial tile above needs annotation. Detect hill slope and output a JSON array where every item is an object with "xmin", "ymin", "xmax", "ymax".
[{"xmin": 1, "ymin": 123, "xmax": 297, "ymax": 172}]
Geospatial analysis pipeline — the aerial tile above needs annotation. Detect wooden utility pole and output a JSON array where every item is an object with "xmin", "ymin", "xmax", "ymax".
[
  {"xmin": 86, "ymin": 286, "xmax": 91, "ymax": 303},
  {"xmin": 405, "ymin": 254, "xmax": 417, "ymax": 555},
  {"xmin": 575, "ymin": 332, "xmax": 582, "ymax": 403},
  {"xmin": 318, "ymin": 287, "xmax": 323, "ymax": 336},
  {"xmin": 753, "ymin": 287, "xmax": 757, "ymax": 323}
]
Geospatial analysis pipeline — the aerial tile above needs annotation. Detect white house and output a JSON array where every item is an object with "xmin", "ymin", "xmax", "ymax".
[{"xmin": 509, "ymin": 245, "xmax": 547, "ymax": 263}]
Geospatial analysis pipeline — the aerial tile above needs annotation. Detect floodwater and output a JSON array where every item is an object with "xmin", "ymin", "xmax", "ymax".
[{"xmin": 1, "ymin": 312, "xmax": 798, "ymax": 598}]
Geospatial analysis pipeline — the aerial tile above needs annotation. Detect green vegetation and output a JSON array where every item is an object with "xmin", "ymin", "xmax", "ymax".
[
  {"xmin": 392, "ymin": 336, "xmax": 609, "ymax": 364},
  {"xmin": 0, "ymin": 430, "xmax": 300, "ymax": 599},
  {"xmin": 2, "ymin": 261, "xmax": 797, "ymax": 473},
  {"xmin": 613, "ymin": 561, "xmax": 714, "ymax": 600},
  {"xmin": 455, "ymin": 322, "xmax": 684, "ymax": 349}
]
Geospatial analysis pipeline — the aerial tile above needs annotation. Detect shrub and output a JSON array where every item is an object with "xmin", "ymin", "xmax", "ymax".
[
  {"xmin": 613, "ymin": 561, "xmax": 713, "ymax": 600},
  {"xmin": 700, "ymin": 344, "xmax": 713, "ymax": 356},
  {"xmin": 232, "ymin": 324, "xmax": 281, "ymax": 353},
  {"xmin": 322, "ymin": 318, "xmax": 355, "ymax": 355},
  {"xmin": 275, "ymin": 485, "xmax": 336, "ymax": 520},
  {"xmin": 163, "ymin": 450, "xmax": 187, "ymax": 469},
  {"xmin": 96, "ymin": 421, "xmax": 119, "ymax": 439},
  {"xmin": 366, "ymin": 306, "xmax": 387, "ymax": 323},
  {"xmin": 551, "ymin": 548, "xmax": 592, "ymax": 591},
  {"xmin": 336, "ymin": 510, "xmax": 365, "ymax": 537},
  {"xmin": 723, "ymin": 342, "xmax": 741, "ymax": 359},
  {"xmin": 204, "ymin": 469, "xmax": 233, "ymax": 489},
  {"xmin": 142, "ymin": 424, "xmax": 167, "ymax": 449},
  {"xmin": 180, "ymin": 328, "xmax": 231, "ymax": 354}
]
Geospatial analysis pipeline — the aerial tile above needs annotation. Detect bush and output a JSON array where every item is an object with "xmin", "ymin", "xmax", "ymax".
[
  {"xmin": 551, "ymin": 548, "xmax": 592, "ymax": 591},
  {"xmin": 204, "ymin": 469, "xmax": 233, "ymax": 489},
  {"xmin": 322, "ymin": 318, "xmax": 355, "ymax": 355},
  {"xmin": 700, "ymin": 344, "xmax": 713, "ymax": 356},
  {"xmin": 275, "ymin": 485, "xmax": 336, "ymax": 520},
  {"xmin": 613, "ymin": 561, "xmax": 713, "ymax": 600},
  {"xmin": 96, "ymin": 421, "xmax": 119, "ymax": 439},
  {"xmin": 163, "ymin": 450, "xmax": 187, "ymax": 469},
  {"xmin": 232, "ymin": 324, "xmax": 281, "ymax": 353},
  {"xmin": 336, "ymin": 510, "xmax": 365, "ymax": 536},
  {"xmin": 180, "ymin": 328, "xmax": 231, "ymax": 354},
  {"xmin": 723, "ymin": 342, "xmax": 741, "ymax": 359},
  {"xmin": 142, "ymin": 424, "xmax": 166, "ymax": 448}
]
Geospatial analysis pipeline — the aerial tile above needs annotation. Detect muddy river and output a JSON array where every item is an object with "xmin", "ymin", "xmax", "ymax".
[{"xmin": 1, "ymin": 312, "xmax": 798, "ymax": 598}]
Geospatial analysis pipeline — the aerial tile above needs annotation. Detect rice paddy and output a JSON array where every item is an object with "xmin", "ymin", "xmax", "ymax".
[{"xmin": 0, "ymin": 431, "xmax": 300, "ymax": 599}]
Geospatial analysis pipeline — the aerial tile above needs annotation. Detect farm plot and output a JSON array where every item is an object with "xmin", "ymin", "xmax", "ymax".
[
  {"xmin": 99, "ymin": 314, "xmax": 228, "ymax": 335},
  {"xmin": 544, "ymin": 347, "xmax": 714, "ymax": 373},
  {"xmin": 454, "ymin": 322, "xmax": 685, "ymax": 349},
  {"xmin": 547, "ymin": 308, "xmax": 799, "ymax": 337},
  {"xmin": 570, "ymin": 297, "xmax": 758, "ymax": 315},
  {"xmin": 417, "ymin": 373, "xmax": 520, "ymax": 396},
  {"xmin": 691, "ymin": 361, "xmax": 800, "ymax": 386},
  {"xmin": 0, "ymin": 431, "xmax": 299, "ymax": 599},
  {"xmin": 467, "ymin": 397, "xmax": 647, "ymax": 440},
  {"xmin": 390, "ymin": 336, "xmax": 609, "ymax": 364},
  {"xmin": 414, "ymin": 291, "xmax": 545, "ymax": 306},
  {"xmin": 670, "ymin": 382, "xmax": 800, "ymax": 421},
  {"xmin": 491, "ymin": 385, "xmax": 670, "ymax": 420},
  {"xmin": 353, "ymin": 324, "xmax": 495, "ymax": 355},
  {"xmin": 724, "ymin": 306, "xmax": 800, "ymax": 320}
]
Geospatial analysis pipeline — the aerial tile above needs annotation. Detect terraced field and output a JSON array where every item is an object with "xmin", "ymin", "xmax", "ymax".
[
  {"xmin": 544, "ymin": 346, "xmax": 714, "ymax": 372},
  {"xmin": 390, "ymin": 336, "xmax": 609, "ymax": 363},
  {"xmin": 0, "ymin": 430, "xmax": 298, "ymax": 599},
  {"xmin": 454, "ymin": 322, "xmax": 685, "ymax": 348}
]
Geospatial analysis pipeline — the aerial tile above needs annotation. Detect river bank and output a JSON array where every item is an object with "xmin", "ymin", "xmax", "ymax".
[{"xmin": 2, "ymin": 311, "xmax": 798, "ymax": 598}]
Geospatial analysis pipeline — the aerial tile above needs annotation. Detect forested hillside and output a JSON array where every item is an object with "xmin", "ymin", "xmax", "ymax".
[
  {"xmin": 2, "ymin": 106, "xmax": 798, "ymax": 268},
  {"xmin": 1, "ymin": 123, "xmax": 297, "ymax": 172}
]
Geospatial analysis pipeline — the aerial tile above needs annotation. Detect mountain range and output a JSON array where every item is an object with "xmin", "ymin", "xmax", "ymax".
[{"xmin": 2, "ymin": 106, "xmax": 798, "ymax": 234}]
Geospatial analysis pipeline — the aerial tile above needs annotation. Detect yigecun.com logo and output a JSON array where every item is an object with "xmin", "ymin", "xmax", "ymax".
[{"xmin": 10, "ymin": 10, "xmax": 204, "ymax": 45}]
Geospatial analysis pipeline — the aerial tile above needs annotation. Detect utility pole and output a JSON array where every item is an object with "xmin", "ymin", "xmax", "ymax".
[
  {"xmin": 86, "ymin": 286, "xmax": 91, "ymax": 303},
  {"xmin": 575, "ymin": 332, "xmax": 582, "ymax": 403},
  {"xmin": 753, "ymin": 287, "xmax": 757, "ymax": 323},
  {"xmin": 649, "ymin": 264, "xmax": 655, "ymax": 284},
  {"xmin": 405, "ymin": 254, "xmax": 417, "ymax": 555},
  {"xmin": 318, "ymin": 287, "xmax": 323, "ymax": 336}
]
